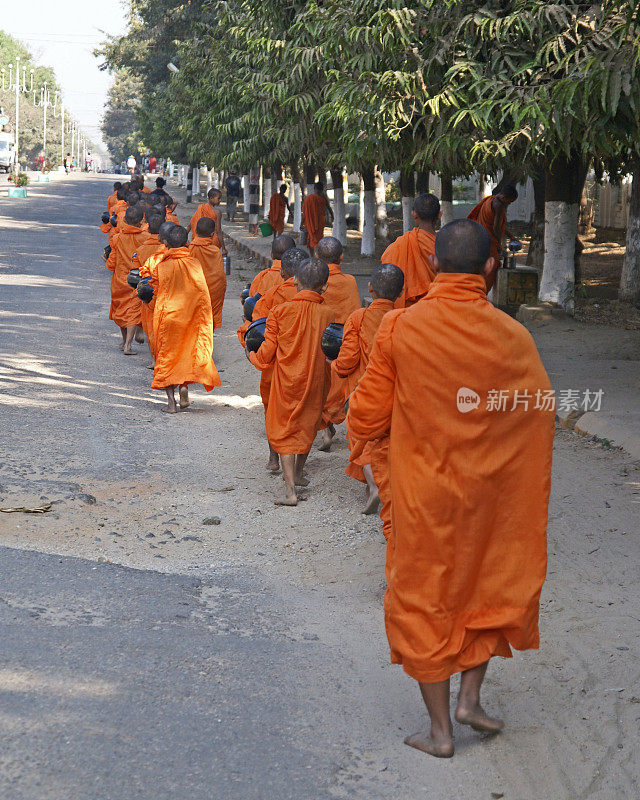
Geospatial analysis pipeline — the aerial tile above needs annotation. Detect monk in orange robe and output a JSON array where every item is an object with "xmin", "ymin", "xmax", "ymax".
[
  {"xmin": 268, "ymin": 183, "xmax": 290, "ymax": 235},
  {"xmin": 162, "ymin": 195, "xmax": 180, "ymax": 224},
  {"xmin": 247, "ymin": 257, "xmax": 334, "ymax": 505},
  {"xmin": 189, "ymin": 188, "xmax": 226, "ymax": 254},
  {"xmin": 189, "ymin": 217, "xmax": 227, "ymax": 330},
  {"xmin": 250, "ymin": 247, "xmax": 308, "ymax": 472},
  {"xmin": 140, "ymin": 225, "xmax": 221, "ymax": 413},
  {"xmin": 380, "ymin": 192, "xmax": 440, "ymax": 308},
  {"xmin": 302, "ymin": 181, "xmax": 333, "ymax": 250},
  {"xmin": 467, "ymin": 185, "xmax": 518, "ymax": 288},
  {"xmin": 332, "ymin": 263, "xmax": 404, "ymax": 514},
  {"xmin": 107, "ymin": 181, "xmax": 122, "ymax": 214},
  {"xmin": 348, "ymin": 219, "xmax": 554, "ymax": 758},
  {"xmin": 131, "ymin": 214, "xmax": 167, "ymax": 359},
  {"xmin": 236, "ymin": 235, "xmax": 295, "ymax": 347},
  {"xmin": 100, "ymin": 187, "xmax": 128, "ymax": 239},
  {"xmin": 313, "ymin": 236, "xmax": 361, "ymax": 450},
  {"xmin": 106, "ymin": 205, "xmax": 151, "ymax": 354}
]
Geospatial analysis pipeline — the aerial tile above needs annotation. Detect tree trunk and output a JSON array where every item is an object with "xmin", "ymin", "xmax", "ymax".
[
  {"xmin": 304, "ymin": 163, "xmax": 316, "ymax": 197},
  {"xmin": 186, "ymin": 164, "xmax": 194, "ymax": 203},
  {"xmin": 578, "ymin": 184, "xmax": 593, "ymax": 235},
  {"xmin": 290, "ymin": 161, "xmax": 302, "ymax": 232},
  {"xmin": 241, "ymin": 173, "xmax": 249, "ymax": 213},
  {"xmin": 440, "ymin": 171, "xmax": 454, "ymax": 226},
  {"xmin": 400, "ymin": 168, "xmax": 414, "ymax": 233},
  {"xmin": 331, "ymin": 168, "xmax": 347, "ymax": 245},
  {"xmin": 526, "ymin": 171, "xmax": 545, "ymax": 268},
  {"xmin": 361, "ymin": 166, "xmax": 376, "ymax": 256},
  {"xmin": 358, "ymin": 176, "xmax": 365, "ymax": 233},
  {"xmin": 538, "ymin": 152, "xmax": 584, "ymax": 313},
  {"xmin": 262, "ymin": 166, "xmax": 272, "ymax": 219},
  {"xmin": 416, "ymin": 170, "xmax": 430, "ymax": 194},
  {"xmin": 374, "ymin": 167, "xmax": 388, "ymax": 240},
  {"xmin": 620, "ymin": 166, "xmax": 640, "ymax": 303},
  {"xmin": 248, "ymin": 166, "xmax": 260, "ymax": 233}
]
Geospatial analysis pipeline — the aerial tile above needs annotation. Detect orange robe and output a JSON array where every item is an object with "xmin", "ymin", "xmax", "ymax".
[
  {"xmin": 320, "ymin": 262, "xmax": 361, "ymax": 426},
  {"xmin": 268, "ymin": 193, "xmax": 287, "ymax": 235},
  {"xmin": 107, "ymin": 192, "xmax": 118, "ymax": 214},
  {"xmin": 251, "ymin": 277, "xmax": 298, "ymax": 416},
  {"xmin": 249, "ymin": 291, "xmax": 334, "ymax": 454},
  {"xmin": 132, "ymin": 235, "xmax": 165, "ymax": 351},
  {"xmin": 236, "ymin": 260, "xmax": 284, "ymax": 347},
  {"xmin": 302, "ymin": 193, "xmax": 328, "ymax": 249},
  {"xmin": 106, "ymin": 224, "xmax": 151, "ymax": 328},
  {"xmin": 380, "ymin": 227, "xmax": 436, "ymax": 308},
  {"xmin": 166, "ymin": 210, "xmax": 180, "ymax": 224},
  {"xmin": 189, "ymin": 235, "xmax": 227, "ymax": 329},
  {"xmin": 101, "ymin": 199, "xmax": 127, "ymax": 240},
  {"xmin": 189, "ymin": 203, "xmax": 222, "ymax": 246},
  {"xmin": 468, "ymin": 195, "xmax": 504, "ymax": 263},
  {"xmin": 347, "ymin": 272, "xmax": 555, "ymax": 683},
  {"xmin": 145, "ymin": 246, "xmax": 221, "ymax": 392},
  {"xmin": 332, "ymin": 298, "xmax": 395, "ymax": 482},
  {"xmin": 140, "ymin": 185, "xmax": 151, "ymax": 194}
]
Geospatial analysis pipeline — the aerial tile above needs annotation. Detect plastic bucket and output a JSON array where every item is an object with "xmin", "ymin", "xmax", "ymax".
[
  {"xmin": 258, "ymin": 221, "xmax": 273, "ymax": 237},
  {"xmin": 8, "ymin": 187, "xmax": 27, "ymax": 198},
  {"xmin": 37, "ymin": 174, "xmax": 50, "ymax": 182}
]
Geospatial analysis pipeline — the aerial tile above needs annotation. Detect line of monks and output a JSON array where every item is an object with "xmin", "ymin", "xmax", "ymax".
[{"xmin": 99, "ymin": 175, "xmax": 554, "ymax": 760}]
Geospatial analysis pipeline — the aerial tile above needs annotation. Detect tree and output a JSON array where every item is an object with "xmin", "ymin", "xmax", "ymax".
[{"xmin": 101, "ymin": 70, "xmax": 144, "ymax": 165}]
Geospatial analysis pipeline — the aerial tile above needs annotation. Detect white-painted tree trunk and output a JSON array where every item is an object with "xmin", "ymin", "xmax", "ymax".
[
  {"xmin": 263, "ymin": 177, "xmax": 272, "ymax": 219},
  {"xmin": 361, "ymin": 190, "xmax": 376, "ymax": 256},
  {"xmin": 374, "ymin": 169, "xmax": 388, "ymax": 239},
  {"xmin": 206, "ymin": 169, "xmax": 212, "ymax": 193},
  {"xmin": 358, "ymin": 177, "xmax": 365, "ymax": 233},
  {"xmin": 538, "ymin": 200, "xmax": 579, "ymax": 313},
  {"xmin": 332, "ymin": 189, "xmax": 347, "ymax": 245},
  {"xmin": 440, "ymin": 200, "xmax": 454, "ymax": 226},
  {"xmin": 292, "ymin": 183, "xmax": 302, "ymax": 232},
  {"xmin": 306, "ymin": 183, "xmax": 315, "ymax": 198},
  {"xmin": 619, "ymin": 168, "xmax": 640, "ymax": 304},
  {"xmin": 242, "ymin": 173, "xmax": 249, "ymax": 212},
  {"xmin": 401, "ymin": 197, "xmax": 413, "ymax": 233},
  {"xmin": 213, "ymin": 171, "xmax": 220, "ymax": 189}
]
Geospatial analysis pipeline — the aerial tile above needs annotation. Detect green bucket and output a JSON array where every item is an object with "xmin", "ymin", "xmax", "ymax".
[
  {"xmin": 37, "ymin": 174, "xmax": 50, "ymax": 182},
  {"xmin": 258, "ymin": 221, "xmax": 273, "ymax": 237},
  {"xmin": 8, "ymin": 187, "xmax": 27, "ymax": 198}
]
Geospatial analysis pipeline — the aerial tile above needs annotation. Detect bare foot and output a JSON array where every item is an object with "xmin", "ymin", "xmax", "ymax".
[
  {"xmin": 118, "ymin": 342, "xmax": 124, "ymax": 351},
  {"xmin": 294, "ymin": 475, "xmax": 309, "ymax": 487},
  {"xmin": 455, "ymin": 705, "xmax": 504, "ymax": 734},
  {"xmin": 318, "ymin": 424, "xmax": 335, "ymax": 452},
  {"xmin": 275, "ymin": 494, "xmax": 298, "ymax": 506},
  {"xmin": 161, "ymin": 406, "xmax": 178, "ymax": 414},
  {"xmin": 179, "ymin": 387, "xmax": 190, "ymax": 409},
  {"xmin": 134, "ymin": 330, "xmax": 145, "ymax": 344},
  {"xmin": 362, "ymin": 489, "xmax": 380, "ymax": 515},
  {"xmin": 404, "ymin": 731, "xmax": 454, "ymax": 758},
  {"xmin": 146, "ymin": 362, "xmax": 155, "ymax": 370},
  {"xmin": 123, "ymin": 348, "xmax": 137, "ymax": 355},
  {"xmin": 267, "ymin": 456, "xmax": 280, "ymax": 473}
]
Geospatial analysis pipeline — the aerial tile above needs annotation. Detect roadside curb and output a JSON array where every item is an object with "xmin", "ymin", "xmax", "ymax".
[
  {"xmin": 226, "ymin": 233, "xmax": 272, "ymax": 270},
  {"xmin": 556, "ymin": 409, "xmax": 640, "ymax": 460}
]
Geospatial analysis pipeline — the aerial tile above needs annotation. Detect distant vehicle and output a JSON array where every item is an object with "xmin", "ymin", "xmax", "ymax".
[{"xmin": 0, "ymin": 129, "xmax": 15, "ymax": 172}]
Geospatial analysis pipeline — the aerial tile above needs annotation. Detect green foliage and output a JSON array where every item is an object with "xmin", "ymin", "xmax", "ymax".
[{"xmin": 101, "ymin": 70, "xmax": 145, "ymax": 165}]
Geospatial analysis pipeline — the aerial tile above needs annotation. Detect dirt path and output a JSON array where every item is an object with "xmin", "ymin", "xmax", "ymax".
[{"xmin": 0, "ymin": 174, "xmax": 639, "ymax": 799}]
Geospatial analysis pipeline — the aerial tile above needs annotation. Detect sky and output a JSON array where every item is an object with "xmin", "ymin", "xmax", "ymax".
[{"xmin": 1, "ymin": 0, "xmax": 128, "ymax": 150}]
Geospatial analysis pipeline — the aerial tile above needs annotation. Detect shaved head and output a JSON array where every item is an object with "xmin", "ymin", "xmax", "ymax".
[
  {"xmin": 280, "ymin": 247, "xmax": 308, "ymax": 280},
  {"xmin": 414, "ymin": 193, "xmax": 440, "ymax": 222},
  {"xmin": 371, "ymin": 263, "xmax": 404, "ymax": 301},
  {"xmin": 435, "ymin": 219, "xmax": 491, "ymax": 273},
  {"xmin": 315, "ymin": 236, "xmax": 343, "ymax": 264},
  {"xmin": 147, "ymin": 214, "xmax": 163, "ymax": 235},
  {"xmin": 196, "ymin": 217, "xmax": 216, "ymax": 237},
  {"xmin": 126, "ymin": 190, "xmax": 140, "ymax": 207},
  {"xmin": 497, "ymin": 184, "xmax": 518, "ymax": 202},
  {"xmin": 297, "ymin": 257, "xmax": 329, "ymax": 291},
  {"xmin": 158, "ymin": 221, "xmax": 177, "ymax": 243},
  {"xmin": 116, "ymin": 187, "xmax": 127, "ymax": 201},
  {"xmin": 314, "ymin": 181, "xmax": 324, "ymax": 192},
  {"xmin": 125, "ymin": 206, "xmax": 144, "ymax": 226},
  {"xmin": 207, "ymin": 188, "xmax": 222, "ymax": 201},
  {"xmin": 272, "ymin": 234, "xmax": 295, "ymax": 260},
  {"xmin": 113, "ymin": 181, "xmax": 122, "ymax": 191},
  {"xmin": 166, "ymin": 225, "xmax": 188, "ymax": 249},
  {"xmin": 156, "ymin": 177, "xmax": 166, "ymax": 188}
]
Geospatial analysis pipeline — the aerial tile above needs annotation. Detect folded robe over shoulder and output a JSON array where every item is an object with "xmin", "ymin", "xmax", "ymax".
[
  {"xmin": 133, "ymin": 235, "xmax": 165, "ymax": 352},
  {"xmin": 468, "ymin": 195, "xmax": 504, "ymax": 262},
  {"xmin": 106, "ymin": 223, "xmax": 151, "ymax": 328},
  {"xmin": 189, "ymin": 235, "xmax": 227, "ymax": 329},
  {"xmin": 249, "ymin": 290, "xmax": 334, "ymax": 454},
  {"xmin": 347, "ymin": 272, "xmax": 555, "ymax": 683},
  {"xmin": 146, "ymin": 247, "xmax": 221, "ymax": 392},
  {"xmin": 380, "ymin": 227, "xmax": 436, "ymax": 308},
  {"xmin": 302, "ymin": 193, "xmax": 328, "ymax": 250},
  {"xmin": 236, "ymin": 260, "xmax": 285, "ymax": 347}
]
